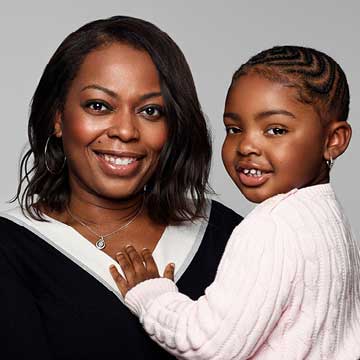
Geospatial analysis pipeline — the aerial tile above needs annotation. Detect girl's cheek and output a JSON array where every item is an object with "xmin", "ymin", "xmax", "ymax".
[{"xmin": 222, "ymin": 138, "xmax": 235, "ymax": 161}]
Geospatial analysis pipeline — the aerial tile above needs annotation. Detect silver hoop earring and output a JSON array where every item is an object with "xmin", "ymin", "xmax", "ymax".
[
  {"xmin": 44, "ymin": 135, "xmax": 66, "ymax": 175},
  {"xmin": 326, "ymin": 156, "xmax": 334, "ymax": 171}
]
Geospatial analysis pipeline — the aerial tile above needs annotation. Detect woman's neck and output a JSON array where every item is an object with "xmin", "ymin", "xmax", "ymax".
[{"xmin": 66, "ymin": 192, "xmax": 145, "ymax": 226}]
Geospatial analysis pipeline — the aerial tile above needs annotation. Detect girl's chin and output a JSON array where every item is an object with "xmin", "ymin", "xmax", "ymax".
[{"xmin": 238, "ymin": 187, "xmax": 274, "ymax": 204}]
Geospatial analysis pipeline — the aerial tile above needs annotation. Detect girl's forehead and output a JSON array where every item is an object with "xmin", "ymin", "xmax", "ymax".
[
  {"xmin": 227, "ymin": 74, "xmax": 299, "ymax": 106},
  {"xmin": 225, "ymin": 74, "xmax": 322, "ymax": 122}
]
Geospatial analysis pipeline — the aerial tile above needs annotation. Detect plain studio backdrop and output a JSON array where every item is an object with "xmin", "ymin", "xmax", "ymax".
[{"xmin": 1, "ymin": 0, "xmax": 359, "ymax": 237}]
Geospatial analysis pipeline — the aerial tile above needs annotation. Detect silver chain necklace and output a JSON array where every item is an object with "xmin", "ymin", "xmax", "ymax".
[{"xmin": 66, "ymin": 202, "xmax": 144, "ymax": 250}]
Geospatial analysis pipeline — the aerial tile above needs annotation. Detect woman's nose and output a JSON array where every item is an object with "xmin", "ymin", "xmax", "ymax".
[{"xmin": 106, "ymin": 111, "xmax": 139, "ymax": 142}]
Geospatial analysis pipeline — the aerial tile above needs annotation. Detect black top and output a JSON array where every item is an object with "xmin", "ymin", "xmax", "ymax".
[{"xmin": 0, "ymin": 201, "xmax": 241, "ymax": 360}]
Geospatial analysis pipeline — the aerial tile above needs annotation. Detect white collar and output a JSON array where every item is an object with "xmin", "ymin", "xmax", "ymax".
[{"xmin": 2, "ymin": 204, "xmax": 210, "ymax": 301}]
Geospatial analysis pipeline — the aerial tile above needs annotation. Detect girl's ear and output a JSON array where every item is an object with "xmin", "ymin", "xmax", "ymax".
[
  {"xmin": 54, "ymin": 111, "xmax": 63, "ymax": 138},
  {"xmin": 324, "ymin": 120, "xmax": 352, "ymax": 161}
]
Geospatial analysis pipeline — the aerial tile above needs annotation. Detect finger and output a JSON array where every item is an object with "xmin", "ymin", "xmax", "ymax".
[
  {"xmin": 141, "ymin": 248, "xmax": 160, "ymax": 277},
  {"xmin": 125, "ymin": 245, "xmax": 148, "ymax": 278},
  {"xmin": 109, "ymin": 265, "xmax": 129, "ymax": 297},
  {"xmin": 116, "ymin": 251, "xmax": 137, "ymax": 286},
  {"xmin": 163, "ymin": 262, "xmax": 175, "ymax": 281}
]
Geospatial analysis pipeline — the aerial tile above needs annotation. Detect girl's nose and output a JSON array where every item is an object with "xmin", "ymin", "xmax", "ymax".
[
  {"xmin": 106, "ymin": 112, "xmax": 139, "ymax": 142},
  {"xmin": 236, "ymin": 132, "xmax": 261, "ymax": 156}
]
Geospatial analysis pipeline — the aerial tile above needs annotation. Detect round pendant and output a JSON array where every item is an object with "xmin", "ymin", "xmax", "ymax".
[{"xmin": 95, "ymin": 237, "xmax": 106, "ymax": 250}]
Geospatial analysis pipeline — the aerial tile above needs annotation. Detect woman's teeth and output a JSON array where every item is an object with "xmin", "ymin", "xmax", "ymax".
[
  {"xmin": 103, "ymin": 154, "xmax": 136, "ymax": 166},
  {"xmin": 243, "ymin": 168, "xmax": 263, "ymax": 177}
]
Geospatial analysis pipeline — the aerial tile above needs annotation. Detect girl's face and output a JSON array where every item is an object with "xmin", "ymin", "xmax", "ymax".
[
  {"xmin": 222, "ymin": 74, "xmax": 329, "ymax": 203},
  {"xmin": 54, "ymin": 42, "xmax": 168, "ymax": 203}
]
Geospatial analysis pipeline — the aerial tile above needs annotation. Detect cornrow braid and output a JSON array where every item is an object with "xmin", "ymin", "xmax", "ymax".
[{"xmin": 232, "ymin": 46, "xmax": 349, "ymax": 122}]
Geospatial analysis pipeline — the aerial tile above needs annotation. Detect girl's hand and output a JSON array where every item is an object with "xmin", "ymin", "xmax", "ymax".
[{"xmin": 110, "ymin": 245, "xmax": 175, "ymax": 298}]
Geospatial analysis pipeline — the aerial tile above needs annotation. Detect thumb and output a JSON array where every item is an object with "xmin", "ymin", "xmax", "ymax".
[{"xmin": 163, "ymin": 262, "xmax": 175, "ymax": 281}]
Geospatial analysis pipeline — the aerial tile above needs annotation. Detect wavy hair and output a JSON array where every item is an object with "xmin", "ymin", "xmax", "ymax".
[{"xmin": 14, "ymin": 16, "xmax": 212, "ymax": 224}]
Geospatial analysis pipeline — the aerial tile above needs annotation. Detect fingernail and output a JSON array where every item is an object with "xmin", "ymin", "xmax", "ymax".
[
  {"xmin": 170, "ymin": 263, "xmax": 175, "ymax": 268},
  {"xmin": 116, "ymin": 252, "xmax": 123, "ymax": 256},
  {"xmin": 125, "ymin": 244, "xmax": 132, "ymax": 249}
]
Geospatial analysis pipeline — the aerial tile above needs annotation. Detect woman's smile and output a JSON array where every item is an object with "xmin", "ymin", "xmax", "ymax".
[
  {"xmin": 54, "ymin": 42, "xmax": 168, "ymax": 201},
  {"xmin": 94, "ymin": 150, "xmax": 145, "ymax": 177}
]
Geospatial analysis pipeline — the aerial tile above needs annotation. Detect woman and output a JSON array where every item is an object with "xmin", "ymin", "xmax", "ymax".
[{"xmin": 0, "ymin": 16, "xmax": 241, "ymax": 359}]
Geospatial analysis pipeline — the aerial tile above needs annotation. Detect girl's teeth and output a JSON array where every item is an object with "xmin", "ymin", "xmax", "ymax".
[
  {"xmin": 103, "ymin": 154, "xmax": 136, "ymax": 165},
  {"xmin": 243, "ymin": 168, "xmax": 263, "ymax": 177}
]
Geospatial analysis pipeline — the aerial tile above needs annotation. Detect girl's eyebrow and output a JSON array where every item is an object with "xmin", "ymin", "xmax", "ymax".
[
  {"xmin": 255, "ymin": 109, "xmax": 296, "ymax": 120},
  {"xmin": 223, "ymin": 112, "xmax": 240, "ymax": 121},
  {"xmin": 223, "ymin": 109, "xmax": 296, "ymax": 122}
]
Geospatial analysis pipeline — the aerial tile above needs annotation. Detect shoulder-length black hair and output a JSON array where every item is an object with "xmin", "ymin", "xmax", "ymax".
[{"xmin": 15, "ymin": 15, "xmax": 212, "ymax": 225}]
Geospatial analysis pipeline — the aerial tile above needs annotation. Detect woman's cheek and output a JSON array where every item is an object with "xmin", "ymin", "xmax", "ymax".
[{"xmin": 148, "ymin": 124, "xmax": 168, "ymax": 151}]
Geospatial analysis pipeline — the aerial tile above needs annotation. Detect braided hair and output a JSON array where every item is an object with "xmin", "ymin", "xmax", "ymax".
[{"xmin": 232, "ymin": 46, "xmax": 349, "ymax": 123}]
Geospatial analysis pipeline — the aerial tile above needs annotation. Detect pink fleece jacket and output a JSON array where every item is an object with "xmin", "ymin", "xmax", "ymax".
[{"xmin": 125, "ymin": 184, "xmax": 360, "ymax": 359}]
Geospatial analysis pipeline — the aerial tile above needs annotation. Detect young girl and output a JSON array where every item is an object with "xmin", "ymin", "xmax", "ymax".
[{"xmin": 110, "ymin": 46, "xmax": 360, "ymax": 359}]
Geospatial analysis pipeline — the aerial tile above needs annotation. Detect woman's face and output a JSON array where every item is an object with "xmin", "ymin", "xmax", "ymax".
[{"xmin": 54, "ymin": 42, "xmax": 168, "ymax": 202}]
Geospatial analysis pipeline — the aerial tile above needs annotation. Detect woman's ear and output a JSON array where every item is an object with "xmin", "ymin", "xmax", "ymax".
[
  {"xmin": 54, "ymin": 111, "xmax": 63, "ymax": 138},
  {"xmin": 324, "ymin": 120, "xmax": 352, "ymax": 161}
]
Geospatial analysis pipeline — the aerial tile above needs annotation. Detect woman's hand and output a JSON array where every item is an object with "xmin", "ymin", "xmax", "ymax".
[{"xmin": 110, "ymin": 245, "xmax": 175, "ymax": 298}]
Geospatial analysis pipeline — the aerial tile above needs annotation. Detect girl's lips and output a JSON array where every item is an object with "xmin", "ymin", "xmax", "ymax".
[
  {"xmin": 237, "ymin": 170, "xmax": 272, "ymax": 187},
  {"xmin": 95, "ymin": 152, "xmax": 142, "ymax": 177}
]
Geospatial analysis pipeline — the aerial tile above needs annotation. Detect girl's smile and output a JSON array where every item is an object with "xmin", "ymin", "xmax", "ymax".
[
  {"xmin": 236, "ymin": 163, "xmax": 273, "ymax": 187},
  {"xmin": 222, "ymin": 74, "xmax": 330, "ymax": 203}
]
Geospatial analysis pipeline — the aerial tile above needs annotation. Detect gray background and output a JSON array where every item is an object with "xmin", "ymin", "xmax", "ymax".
[{"xmin": 1, "ymin": 0, "xmax": 359, "ymax": 235}]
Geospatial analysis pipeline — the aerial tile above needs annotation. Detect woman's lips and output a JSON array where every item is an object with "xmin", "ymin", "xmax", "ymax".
[{"xmin": 95, "ymin": 152, "xmax": 143, "ymax": 177}]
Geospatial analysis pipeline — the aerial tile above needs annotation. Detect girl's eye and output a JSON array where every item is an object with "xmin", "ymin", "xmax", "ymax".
[
  {"xmin": 225, "ymin": 126, "xmax": 242, "ymax": 135},
  {"xmin": 266, "ymin": 127, "xmax": 288, "ymax": 136},
  {"xmin": 139, "ymin": 105, "xmax": 164, "ymax": 120},
  {"xmin": 85, "ymin": 101, "xmax": 111, "ymax": 113}
]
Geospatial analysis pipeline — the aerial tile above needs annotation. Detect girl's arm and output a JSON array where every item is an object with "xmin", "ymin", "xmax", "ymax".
[{"xmin": 111, "ymin": 214, "xmax": 297, "ymax": 359}]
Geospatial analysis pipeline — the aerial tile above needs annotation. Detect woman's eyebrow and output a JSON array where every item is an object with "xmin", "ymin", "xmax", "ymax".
[
  {"xmin": 80, "ymin": 86, "xmax": 162, "ymax": 102},
  {"xmin": 255, "ymin": 109, "xmax": 296, "ymax": 120},
  {"xmin": 139, "ymin": 92, "xmax": 162, "ymax": 101},
  {"xmin": 81, "ymin": 84, "xmax": 118, "ymax": 98}
]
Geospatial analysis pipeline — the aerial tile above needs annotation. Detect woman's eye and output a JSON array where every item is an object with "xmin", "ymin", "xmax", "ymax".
[
  {"xmin": 266, "ymin": 127, "xmax": 288, "ymax": 136},
  {"xmin": 225, "ymin": 126, "xmax": 242, "ymax": 135},
  {"xmin": 140, "ymin": 105, "xmax": 163, "ymax": 119},
  {"xmin": 85, "ymin": 101, "xmax": 111, "ymax": 113}
]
